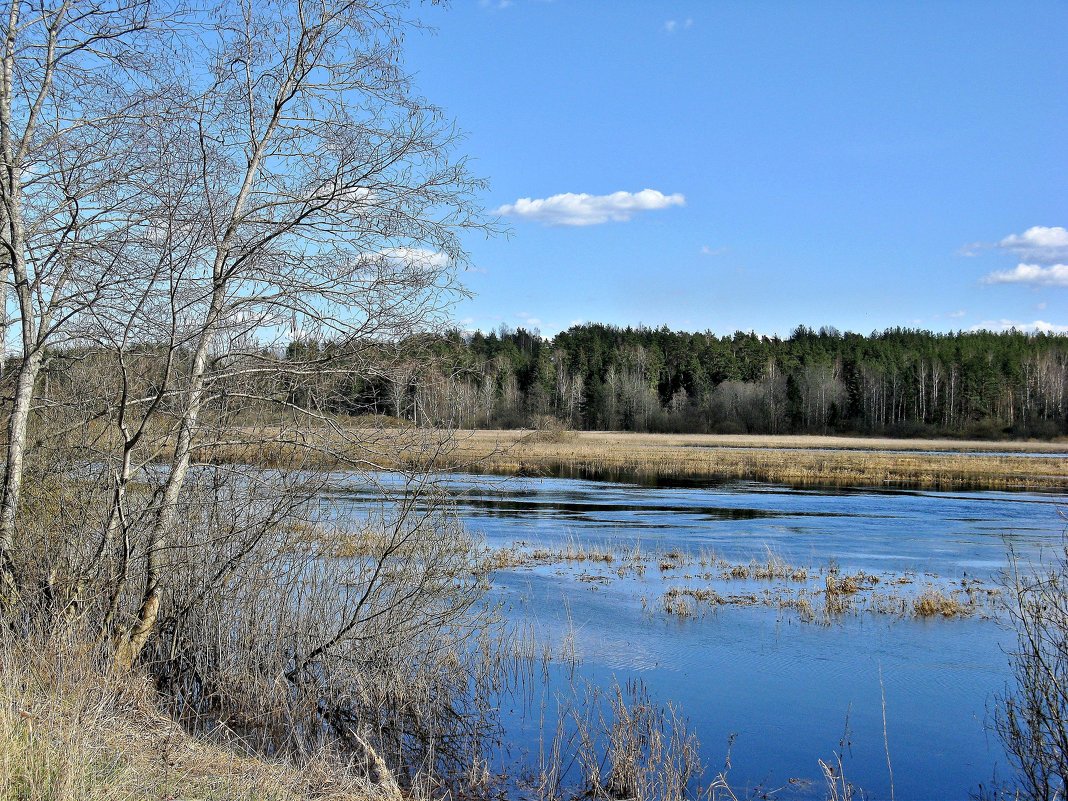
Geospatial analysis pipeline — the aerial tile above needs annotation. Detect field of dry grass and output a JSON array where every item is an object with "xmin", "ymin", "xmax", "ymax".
[
  {"xmin": 435, "ymin": 430, "xmax": 1068, "ymax": 491},
  {"xmin": 205, "ymin": 427, "xmax": 1068, "ymax": 490}
]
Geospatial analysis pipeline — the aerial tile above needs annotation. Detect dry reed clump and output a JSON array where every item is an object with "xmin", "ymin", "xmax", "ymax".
[
  {"xmin": 532, "ymin": 541, "xmax": 616, "ymax": 564},
  {"xmin": 784, "ymin": 595, "xmax": 818, "ymax": 623},
  {"xmin": 659, "ymin": 549, "xmax": 688, "ymax": 572},
  {"xmin": 477, "ymin": 546, "xmax": 533, "ymax": 572},
  {"xmin": 662, "ymin": 591, "xmax": 696, "ymax": 618},
  {"xmin": 820, "ymin": 568, "xmax": 878, "ymax": 616},
  {"xmin": 534, "ymin": 679, "xmax": 706, "ymax": 801},
  {"xmin": 0, "ymin": 627, "xmax": 374, "ymax": 801},
  {"xmin": 913, "ymin": 587, "xmax": 971, "ymax": 618},
  {"xmin": 722, "ymin": 552, "xmax": 809, "ymax": 583},
  {"xmin": 662, "ymin": 587, "xmax": 726, "ymax": 616},
  {"xmin": 478, "ymin": 541, "xmax": 619, "ymax": 573},
  {"xmin": 825, "ymin": 569, "xmax": 879, "ymax": 596},
  {"xmin": 825, "ymin": 574, "xmax": 861, "ymax": 596}
]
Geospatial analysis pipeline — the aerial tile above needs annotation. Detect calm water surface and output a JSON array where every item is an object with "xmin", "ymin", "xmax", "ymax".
[{"xmin": 326, "ymin": 472, "xmax": 1067, "ymax": 800}]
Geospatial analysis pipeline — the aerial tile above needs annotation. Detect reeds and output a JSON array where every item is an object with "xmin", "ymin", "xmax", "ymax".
[
  {"xmin": 0, "ymin": 627, "xmax": 374, "ymax": 801},
  {"xmin": 424, "ymin": 430, "xmax": 1068, "ymax": 492},
  {"xmin": 533, "ymin": 678, "xmax": 707, "ymax": 801},
  {"xmin": 913, "ymin": 587, "xmax": 970, "ymax": 618},
  {"xmin": 484, "ymin": 537, "xmax": 995, "ymax": 625},
  {"xmin": 196, "ymin": 425, "xmax": 1068, "ymax": 490}
]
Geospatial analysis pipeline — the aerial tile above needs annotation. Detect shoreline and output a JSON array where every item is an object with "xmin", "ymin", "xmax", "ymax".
[
  {"xmin": 432, "ymin": 429, "xmax": 1068, "ymax": 491},
  {"xmin": 200, "ymin": 426, "xmax": 1068, "ymax": 491}
]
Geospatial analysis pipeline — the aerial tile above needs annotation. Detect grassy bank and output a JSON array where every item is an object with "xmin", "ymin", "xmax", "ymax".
[
  {"xmin": 0, "ymin": 631, "xmax": 372, "ymax": 801},
  {"xmin": 440, "ymin": 430, "xmax": 1068, "ymax": 490},
  {"xmin": 207, "ymin": 427, "xmax": 1068, "ymax": 491}
]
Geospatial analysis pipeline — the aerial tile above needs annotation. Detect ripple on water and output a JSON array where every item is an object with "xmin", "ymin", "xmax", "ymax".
[{"xmin": 327, "ymin": 471, "xmax": 1061, "ymax": 801}]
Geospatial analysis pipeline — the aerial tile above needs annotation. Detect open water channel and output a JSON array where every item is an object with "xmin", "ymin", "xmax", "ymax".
[{"xmin": 323, "ymin": 471, "xmax": 1066, "ymax": 800}]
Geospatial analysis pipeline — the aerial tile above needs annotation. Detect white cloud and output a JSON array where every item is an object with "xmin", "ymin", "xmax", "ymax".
[
  {"xmin": 308, "ymin": 183, "xmax": 376, "ymax": 208},
  {"xmin": 700, "ymin": 245, "xmax": 727, "ymax": 257},
  {"xmin": 996, "ymin": 226, "xmax": 1068, "ymax": 263},
  {"xmin": 496, "ymin": 189, "xmax": 685, "ymax": 226},
  {"xmin": 982, "ymin": 263, "xmax": 1068, "ymax": 287},
  {"xmin": 664, "ymin": 18, "xmax": 693, "ymax": 32},
  {"xmin": 947, "ymin": 309, "xmax": 966, "ymax": 319},
  {"xmin": 376, "ymin": 247, "xmax": 451, "ymax": 274},
  {"xmin": 969, "ymin": 319, "xmax": 1068, "ymax": 334},
  {"xmin": 1038, "ymin": 301, "xmax": 1048, "ymax": 310},
  {"xmin": 479, "ymin": 0, "xmax": 513, "ymax": 9},
  {"xmin": 516, "ymin": 311, "xmax": 542, "ymax": 328}
]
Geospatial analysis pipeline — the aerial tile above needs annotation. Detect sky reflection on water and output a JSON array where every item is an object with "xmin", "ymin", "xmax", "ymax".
[{"xmin": 328, "ymin": 472, "xmax": 1066, "ymax": 800}]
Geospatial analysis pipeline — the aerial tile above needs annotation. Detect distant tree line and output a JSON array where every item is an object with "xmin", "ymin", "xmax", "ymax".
[{"xmin": 304, "ymin": 324, "xmax": 1068, "ymax": 438}]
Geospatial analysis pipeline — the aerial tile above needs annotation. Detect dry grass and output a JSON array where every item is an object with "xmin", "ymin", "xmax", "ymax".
[
  {"xmin": 209, "ymin": 428, "xmax": 1068, "ymax": 491},
  {"xmin": 483, "ymin": 539, "xmax": 996, "ymax": 625},
  {"xmin": 0, "ymin": 629, "xmax": 375, "ymax": 801},
  {"xmin": 435, "ymin": 430, "xmax": 1068, "ymax": 491},
  {"xmin": 723, "ymin": 551, "xmax": 809, "ymax": 582},
  {"xmin": 478, "ymin": 540, "xmax": 620, "ymax": 574},
  {"xmin": 913, "ymin": 587, "xmax": 971, "ymax": 618}
]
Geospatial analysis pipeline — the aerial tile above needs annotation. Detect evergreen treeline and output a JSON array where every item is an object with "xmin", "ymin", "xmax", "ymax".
[{"xmin": 354, "ymin": 324, "xmax": 1068, "ymax": 438}]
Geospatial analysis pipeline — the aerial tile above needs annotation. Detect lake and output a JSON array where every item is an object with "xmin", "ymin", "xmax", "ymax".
[{"xmin": 323, "ymin": 471, "xmax": 1067, "ymax": 800}]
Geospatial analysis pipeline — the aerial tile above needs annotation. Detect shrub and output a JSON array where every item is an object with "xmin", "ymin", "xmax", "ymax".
[{"xmin": 994, "ymin": 544, "xmax": 1068, "ymax": 800}]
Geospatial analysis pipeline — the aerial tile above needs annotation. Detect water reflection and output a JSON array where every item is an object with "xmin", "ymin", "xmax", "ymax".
[{"xmin": 325, "ymin": 471, "xmax": 1064, "ymax": 800}]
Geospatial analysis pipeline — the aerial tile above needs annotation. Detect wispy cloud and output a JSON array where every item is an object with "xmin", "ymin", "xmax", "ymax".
[
  {"xmin": 947, "ymin": 310, "xmax": 966, "ymax": 319},
  {"xmin": 969, "ymin": 319, "xmax": 1068, "ymax": 334},
  {"xmin": 380, "ymin": 247, "xmax": 450, "ymax": 270},
  {"xmin": 664, "ymin": 18, "xmax": 693, "ymax": 33},
  {"xmin": 700, "ymin": 245, "xmax": 727, "ymax": 257},
  {"xmin": 479, "ymin": 0, "xmax": 513, "ymax": 9},
  {"xmin": 982, "ymin": 263, "xmax": 1068, "ymax": 287},
  {"xmin": 516, "ymin": 311, "xmax": 542, "ymax": 328},
  {"xmin": 496, "ymin": 189, "xmax": 685, "ymax": 226}
]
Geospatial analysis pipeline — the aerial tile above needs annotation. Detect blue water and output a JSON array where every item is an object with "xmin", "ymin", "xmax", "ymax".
[{"xmin": 325, "ymin": 472, "xmax": 1067, "ymax": 800}]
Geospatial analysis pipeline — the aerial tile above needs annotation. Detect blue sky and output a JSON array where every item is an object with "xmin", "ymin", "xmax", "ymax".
[{"xmin": 405, "ymin": 1, "xmax": 1068, "ymax": 337}]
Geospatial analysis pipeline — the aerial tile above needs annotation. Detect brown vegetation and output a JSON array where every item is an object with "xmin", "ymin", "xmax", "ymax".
[
  {"xmin": 480, "ymin": 539, "xmax": 995, "ymax": 625},
  {"xmin": 913, "ymin": 588, "xmax": 970, "ymax": 618},
  {"xmin": 0, "ymin": 628, "xmax": 375, "ymax": 801},
  {"xmin": 993, "ymin": 544, "xmax": 1068, "ymax": 800},
  {"xmin": 210, "ymin": 429, "xmax": 1068, "ymax": 491}
]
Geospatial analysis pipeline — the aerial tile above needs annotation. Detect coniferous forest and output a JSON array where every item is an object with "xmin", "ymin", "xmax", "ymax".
[{"xmin": 337, "ymin": 324, "xmax": 1068, "ymax": 438}]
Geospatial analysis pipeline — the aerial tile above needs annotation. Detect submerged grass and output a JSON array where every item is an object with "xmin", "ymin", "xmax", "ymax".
[{"xmin": 480, "ymin": 538, "xmax": 996, "ymax": 625}]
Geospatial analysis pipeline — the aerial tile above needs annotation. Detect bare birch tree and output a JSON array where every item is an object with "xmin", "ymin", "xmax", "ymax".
[
  {"xmin": 0, "ymin": 0, "xmax": 497, "ymax": 788},
  {"xmin": 0, "ymin": 0, "xmax": 167, "ymax": 603},
  {"xmin": 100, "ymin": 0, "xmax": 486, "ymax": 666}
]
